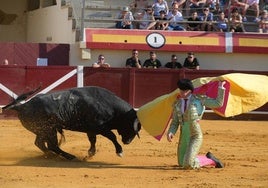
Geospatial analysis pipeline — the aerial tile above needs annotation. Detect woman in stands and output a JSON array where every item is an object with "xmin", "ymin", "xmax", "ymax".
[
  {"xmin": 229, "ymin": 7, "xmax": 245, "ymax": 32},
  {"xmin": 152, "ymin": 0, "xmax": 169, "ymax": 19}
]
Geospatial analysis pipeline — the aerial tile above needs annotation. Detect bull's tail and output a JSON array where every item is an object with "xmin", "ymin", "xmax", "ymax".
[
  {"xmin": 2, "ymin": 85, "xmax": 41, "ymax": 110},
  {"xmin": 57, "ymin": 128, "xmax": 66, "ymax": 146}
]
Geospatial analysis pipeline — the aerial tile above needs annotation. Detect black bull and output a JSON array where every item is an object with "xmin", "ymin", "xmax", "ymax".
[{"xmin": 2, "ymin": 86, "xmax": 141, "ymax": 160}]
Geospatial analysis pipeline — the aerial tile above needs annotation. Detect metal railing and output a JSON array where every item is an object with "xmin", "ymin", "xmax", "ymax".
[{"xmin": 62, "ymin": 0, "xmax": 265, "ymax": 41}]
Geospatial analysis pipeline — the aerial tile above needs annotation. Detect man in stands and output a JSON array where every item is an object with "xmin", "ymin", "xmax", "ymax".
[
  {"xmin": 125, "ymin": 49, "xmax": 142, "ymax": 68},
  {"xmin": 183, "ymin": 52, "xmax": 200, "ymax": 70},
  {"xmin": 115, "ymin": 6, "xmax": 134, "ymax": 29},
  {"xmin": 165, "ymin": 54, "xmax": 183, "ymax": 69},
  {"xmin": 92, "ymin": 54, "xmax": 110, "ymax": 68},
  {"xmin": 166, "ymin": 3, "xmax": 186, "ymax": 31},
  {"xmin": 143, "ymin": 51, "xmax": 162, "ymax": 68}
]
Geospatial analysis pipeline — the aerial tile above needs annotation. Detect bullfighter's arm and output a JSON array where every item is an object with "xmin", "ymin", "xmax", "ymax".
[
  {"xmin": 202, "ymin": 82, "xmax": 226, "ymax": 109},
  {"xmin": 167, "ymin": 102, "xmax": 180, "ymax": 142}
]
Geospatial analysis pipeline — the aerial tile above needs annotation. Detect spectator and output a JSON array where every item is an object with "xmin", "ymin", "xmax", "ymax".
[
  {"xmin": 215, "ymin": 11, "xmax": 228, "ymax": 32},
  {"xmin": 186, "ymin": 0, "xmax": 207, "ymax": 16},
  {"xmin": 152, "ymin": 0, "xmax": 169, "ymax": 19},
  {"xmin": 115, "ymin": 6, "xmax": 134, "ymax": 29},
  {"xmin": 143, "ymin": 51, "xmax": 162, "ymax": 68},
  {"xmin": 166, "ymin": 3, "xmax": 186, "ymax": 31},
  {"xmin": 125, "ymin": 49, "xmax": 142, "ymax": 68},
  {"xmin": 230, "ymin": 0, "xmax": 249, "ymax": 21},
  {"xmin": 216, "ymin": 0, "xmax": 227, "ymax": 12},
  {"xmin": 165, "ymin": 54, "xmax": 183, "ymax": 69},
  {"xmin": 183, "ymin": 52, "xmax": 200, "ymax": 70},
  {"xmin": 2, "ymin": 59, "xmax": 9, "ymax": 65},
  {"xmin": 244, "ymin": 0, "xmax": 260, "ymax": 22},
  {"xmin": 229, "ymin": 7, "xmax": 245, "ymax": 32},
  {"xmin": 130, "ymin": 0, "xmax": 149, "ymax": 29},
  {"xmin": 258, "ymin": 10, "xmax": 268, "ymax": 33},
  {"xmin": 199, "ymin": 6, "xmax": 215, "ymax": 31},
  {"xmin": 139, "ymin": 6, "xmax": 157, "ymax": 30},
  {"xmin": 205, "ymin": 0, "xmax": 217, "ymax": 11},
  {"xmin": 92, "ymin": 54, "xmax": 110, "ymax": 68},
  {"xmin": 155, "ymin": 10, "xmax": 169, "ymax": 30},
  {"xmin": 130, "ymin": 0, "xmax": 149, "ymax": 15},
  {"xmin": 187, "ymin": 11, "xmax": 201, "ymax": 30},
  {"xmin": 171, "ymin": 0, "xmax": 186, "ymax": 12}
]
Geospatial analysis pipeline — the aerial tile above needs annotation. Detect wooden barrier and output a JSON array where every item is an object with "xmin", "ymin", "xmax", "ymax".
[
  {"xmin": 0, "ymin": 66, "xmax": 267, "ymax": 120},
  {"xmin": 0, "ymin": 43, "xmax": 69, "ymax": 66}
]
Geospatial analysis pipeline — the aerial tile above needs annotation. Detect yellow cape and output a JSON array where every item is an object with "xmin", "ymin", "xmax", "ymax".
[{"xmin": 137, "ymin": 73, "xmax": 268, "ymax": 140}]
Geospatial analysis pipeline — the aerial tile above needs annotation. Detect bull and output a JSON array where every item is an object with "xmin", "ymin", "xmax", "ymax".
[{"xmin": 2, "ymin": 86, "xmax": 141, "ymax": 160}]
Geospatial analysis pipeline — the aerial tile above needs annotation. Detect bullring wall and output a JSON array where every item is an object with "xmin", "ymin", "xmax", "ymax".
[{"xmin": 0, "ymin": 66, "xmax": 267, "ymax": 120}]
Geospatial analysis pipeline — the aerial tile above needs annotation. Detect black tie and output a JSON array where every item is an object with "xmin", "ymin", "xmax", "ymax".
[{"xmin": 184, "ymin": 99, "xmax": 188, "ymax": 112}]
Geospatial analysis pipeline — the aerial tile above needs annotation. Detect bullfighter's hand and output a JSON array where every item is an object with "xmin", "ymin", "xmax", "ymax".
[{"xmin": 167, "ymin": 132, "xmax": 174, "ymax": 142}]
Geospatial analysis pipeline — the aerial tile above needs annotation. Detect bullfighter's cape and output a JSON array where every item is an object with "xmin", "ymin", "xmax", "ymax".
[{"xmin": 137, "ymin": 73, "xmax": 268, "ymax": 141}]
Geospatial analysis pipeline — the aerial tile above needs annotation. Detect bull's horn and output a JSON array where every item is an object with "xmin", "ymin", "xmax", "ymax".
[
  {"xmin": 134, "ymin": 119, "xmax": 139, "ymax": 132},
  {"xmin": 134, "ymin": 119, "xmax": 140, "ymax": 138}
]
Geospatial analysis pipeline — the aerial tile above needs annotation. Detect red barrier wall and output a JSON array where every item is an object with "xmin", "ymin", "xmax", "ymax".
[
  {"xmin": 0, "ymin": 43, "xmax": 69, "ymax": 66},
  {"xmin": 1, "ymin": 66, "xmax": 267, "ymax": 119},
  {"xmin": 0, "ymin": 66, "xmax": 76, "ymax": 104}
]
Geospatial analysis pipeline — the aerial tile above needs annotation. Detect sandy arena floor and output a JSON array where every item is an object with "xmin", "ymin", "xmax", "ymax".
[{"xmin": 0, "ymin": 119, "xmax": 268, "ymax": 188}]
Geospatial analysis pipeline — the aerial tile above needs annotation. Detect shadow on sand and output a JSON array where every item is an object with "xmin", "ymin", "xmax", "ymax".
[{"xmin": 2, "ymin": 154, "xmax": 182, "ymax": 171}]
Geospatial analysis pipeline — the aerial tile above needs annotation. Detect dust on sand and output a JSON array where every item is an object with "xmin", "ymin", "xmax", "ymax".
[{"xmin": 0, "ymin": 119, "xmax": 268, "ymax": 188}]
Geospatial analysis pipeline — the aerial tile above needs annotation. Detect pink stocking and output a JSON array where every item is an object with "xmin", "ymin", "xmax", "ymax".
[{"xmin": 197, "ymin": 155, "xmax": 216, "ymax": 167}]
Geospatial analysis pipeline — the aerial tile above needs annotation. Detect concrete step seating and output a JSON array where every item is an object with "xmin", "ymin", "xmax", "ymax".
[{"xmin": 64, "ymin": 0, "xmax": 262, "ymax": 32}]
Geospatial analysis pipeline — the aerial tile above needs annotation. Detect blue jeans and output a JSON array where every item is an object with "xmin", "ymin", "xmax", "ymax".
[{"xmin": 168, "ymin": 25, "xmax": 185, "ymax": 31}]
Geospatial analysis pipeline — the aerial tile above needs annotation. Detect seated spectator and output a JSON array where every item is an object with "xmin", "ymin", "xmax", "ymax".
[
  {"xmin": 130, "ymin": 0, "xmax": 149, "ymax": 14},
  {"xmin": 258, "ymin": 10, "xmax": 268, "ymax": 33},
  {"xmin": 92, "ymin": 55, "xmax": 110, "ymax": 68},
  {"xmin": 244, "ymin": 0, "xmax": 260, "ymax": 22},
  {"xmin": 216, "ymin": 0, "xmax": 227, "ymax": 12},
  {"xmin": 199, "ymin": 6, "xmax": 215, "ymax": 31},
  {"xmin": 125, "ymin": 49, "xmax": 142, "ymax": 68},
  {"xmin": 155, "ymin": 10, "xmax": 169, "ymax": 30},
  {"xmin": 139, "ymin": 6, "xmax": 157, "ymax": 30},
  {"xmin": 215, "ymin": 11, "xmax": 228, "ymax": 32},
  {"xmin": 115, "ymin": 6, "xmax": 134, "ymax": 29},
  {"xmin": 143, "ymin": 51, "xmax": 162, "ymax": 68},
  {"xmin": 230, "ymin": 0, "xmax": 249, "ymax": 21},
  {"xmin": 183, "ymin": 52, "xmax": 200, "ymax": 70},
  {"xmin": 205, "ymin": 0, "xmax": 217, "ymax": 11},
  {"xmin": 186, "ymin": 0, "xmax": 207, "ymax": 16},
  {"xmin": 229, "ymin": 7, "xmax": 245, "ymax": 32},
  {"xmin": 166, "ymin": 3, "xmax": 186, "ymax": 31},
  {"xmin": 187, "ymin": 11, "xmax": 201, "ymax": 30},
  {"xmin": 152, "ymin": 0, "xmax": 169, "ymax": 19},
  {"xmin": 165, "ymin": 54, "xmax": 183, "ymax": 69},
  {"xmin": 130, "ymin": 0, "xmax": 149, "ymax": 29},
  {"xmin": 171, "ymin": 0, "xmax": 186, "ymax": 12}
]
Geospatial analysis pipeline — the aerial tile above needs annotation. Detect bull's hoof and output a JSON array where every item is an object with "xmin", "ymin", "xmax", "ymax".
[
  {"xmin": 87, "ymin": 150, "xmax": 96, "ymax": 158},
  {"xmin": 44, "ymin": 151, "xmax": 57, "ymax": 159},
  {"xmin": 116, "ymin": 152, "xmax": 123, "ymax": 157}
]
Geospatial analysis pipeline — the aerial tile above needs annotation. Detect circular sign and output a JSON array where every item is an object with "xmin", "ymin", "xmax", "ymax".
[{"xmin": 146, "ymin": 32, "xmax": 166, "ymax": 49}]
